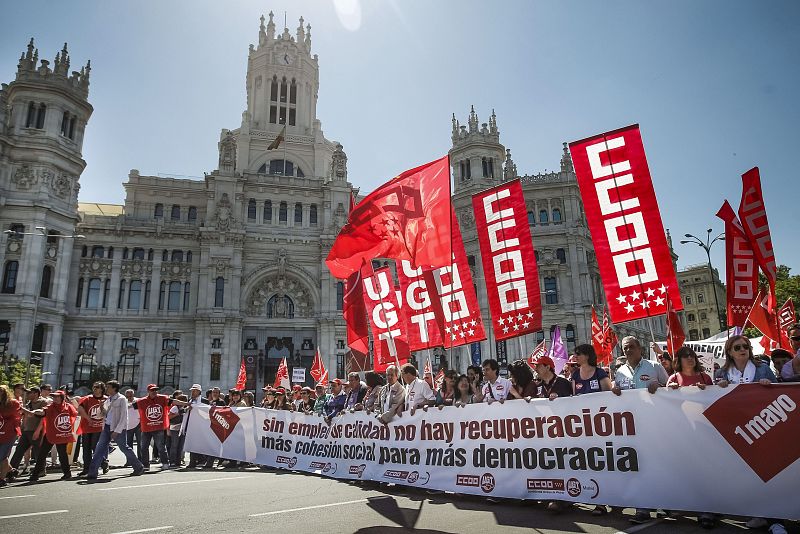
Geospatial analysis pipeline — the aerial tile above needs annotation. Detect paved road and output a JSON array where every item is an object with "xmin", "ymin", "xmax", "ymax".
[{"xmin": 1, "ymin": 461, "xmax": 795, "ymax": 533}]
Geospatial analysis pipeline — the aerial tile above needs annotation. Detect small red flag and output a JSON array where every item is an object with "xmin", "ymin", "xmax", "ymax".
[
  {"xmin": 434, "ymin": 368, "xmax": 445, "ymax": 390},
  {"xmin": 273, "ymin": 357, "xmax": 290, "ymax": 390},
  {"xmin": 778, "ymin": 299, "xmax": 796, "ymax": 349},
  {"xmin": 527, "ymin": 340, "xmax": 547, "ymax": 368},
  {"xmin": 600, "ymin": 306, "xmax": 618, "ymax": 364},
  {"xmin": 310, "ymin": 349, "xmax": 327, "ymax": 386},
  {"xmin": 666, "ymin": 296, "xmax": 686, "ymax": 355},
  {"xmin": 343, "ymin": 264, "xmax": 370, "ymax": 356},
  {"xmin": 591, "ymin": 306, "xmax": 603, "ymax": 357},
  {"xmin": 235, "ymin": 357, "xmax": 247, "ymax": 391},
  {"xmin": 747, "ymin": 289, "xmax": 780, "ymax": 351}
]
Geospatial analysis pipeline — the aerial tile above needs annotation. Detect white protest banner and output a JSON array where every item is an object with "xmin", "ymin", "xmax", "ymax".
[
  {"xmin": 292, "ymin": 368, "xmax": 306, "ymax": 384},
  {"xmin": 185, "ymin": 384, "xmax": 800, "ymax": 520}
]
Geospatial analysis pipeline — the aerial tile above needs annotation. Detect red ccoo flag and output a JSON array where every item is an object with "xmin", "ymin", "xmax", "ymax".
[
  {"xmin": 310, "ymin": 349, "xmax": 327, "ymax": 386},
  {"xmin": 326, "ymin": 156, "xmax": 453, "ymax": 279},
  {"xmin": 273, "ymin": 357, "xmax": 290, "ymax": 390},
  {"xmin": 235, "ymin": 357, "xmax": 247, "ymax": 391},
  {"xmin": 738, "ymin": 168, "xmax": 777, "ymax": 306},
  {"xmin": 666, "ymin": 296, "xmax": 686, "ymax": 356}
]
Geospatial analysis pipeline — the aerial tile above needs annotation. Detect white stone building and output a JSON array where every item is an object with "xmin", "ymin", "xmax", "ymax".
[{"xmin": 1, "ymin": 15, "xmax": 669, "ymax": 393}]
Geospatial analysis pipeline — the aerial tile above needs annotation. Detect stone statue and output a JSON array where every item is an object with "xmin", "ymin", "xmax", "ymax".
[{"xmin": 277, "ymin": 248, "xmax": 287, "ymax": 277}]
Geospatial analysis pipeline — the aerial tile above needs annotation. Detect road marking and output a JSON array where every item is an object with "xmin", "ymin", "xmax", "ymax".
[
  {"xmin": 96, "ymin": 475, "xmax": 253, "ymax": 491},
  {"xmin": 0, "ymin": 510, "xmax": 69, "ymax": 519},
  {"xmin": 614, "ymin": 519, "xmax": 663, "ymax": 534},
  {"xmin": 250, "ymin": 498, "xmax": 369, "ymax": 517},
  {"xmin": 0, "ymin": 494, "xmax": 36, "ymax": 500},
  {"xmin": 111, "ymin": 527, "xmax": 174, "ymax": 534}
]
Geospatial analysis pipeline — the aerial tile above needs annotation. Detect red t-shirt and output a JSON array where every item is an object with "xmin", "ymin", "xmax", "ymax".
[
  {"xmin": 0, "ymin": 400, "xmax": 22, "ymax": 443},
  {"xmin": 667, "ymin": 372, "xmax": 713, "ymax": 387},
  {"xmin": 78, "ymin": 395, "xmax": 107, "ymax": 434},
  {"xmin": 136, "ymin": 395, "xmax": 171, "ymax": 433},
  {"xmin": 44, "ymin": 402, "xmax": 78, "ymax": 444}
]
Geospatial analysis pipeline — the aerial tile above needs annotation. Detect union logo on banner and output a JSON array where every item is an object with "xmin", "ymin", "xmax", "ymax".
[{"xmin": 568, "ymin": 125, "xmax": 682, "ymax": 324}]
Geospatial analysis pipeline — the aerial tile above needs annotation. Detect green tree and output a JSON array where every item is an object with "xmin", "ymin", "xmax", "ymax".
[{"xmin": 0, "ymin": 357, "xmax": 43, "ymax": 387}]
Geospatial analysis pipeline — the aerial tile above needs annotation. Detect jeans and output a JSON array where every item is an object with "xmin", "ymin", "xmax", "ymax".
[
  {"xmin": 126, "ymin": 424, "xmax": 142, "ymax": 462},
  {"xmin": 88, "ymin": 424, "xmax": 143, "ymax": 477},
  {"xmin": 140, "ymin": 430, "xmax": 169, "ymax": 467},
  {"xmin": 168, "ymin": 430, "xmax": 185, "ymax": 466},
  {"xmin": 10, "ymin": 430, "xmax": 41, "ymax": 469}
]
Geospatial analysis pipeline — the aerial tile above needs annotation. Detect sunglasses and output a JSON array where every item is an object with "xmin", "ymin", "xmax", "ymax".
[{"xmin": 732, "ymin": 344, "xmax": 751, "ymax": 352}]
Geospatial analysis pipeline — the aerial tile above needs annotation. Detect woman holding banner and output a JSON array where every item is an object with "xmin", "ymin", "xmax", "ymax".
[
  {"xmin": 666, "ymin": 347, "xmax": 713, "ymax": 388},
  {"xmin": 714, "ymin": 336, "xmax": 776, "ymax": 386}
]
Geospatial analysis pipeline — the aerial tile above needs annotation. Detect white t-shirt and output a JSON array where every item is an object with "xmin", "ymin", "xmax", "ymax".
[
  {"xmin": 481, "ymin": 377, "xmax": 512, "ymax": 402},
  {"xmin": 168, "ymin": 405, "xmax": 182, "ymax": 431},
  {"xmin": 126, "ymin": 401, "xmax": 140, "ymax": 430},
  {"xmin": 404, "ymin": 378, "xmax": 436, "ymax": 410}
]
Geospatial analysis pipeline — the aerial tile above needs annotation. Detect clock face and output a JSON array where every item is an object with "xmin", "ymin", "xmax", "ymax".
[{"xmin": 282, "ymin": 53, "xmax": 292, "ymax": 65}]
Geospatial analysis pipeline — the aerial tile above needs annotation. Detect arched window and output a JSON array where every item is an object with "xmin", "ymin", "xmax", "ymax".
[
  {"xmin": 171, "ymin": 250, "xmax": 183, "ymax": 263},
  {"xmin": 248, "ymin": 198, "xmax": 256, "ymax": 220},
  {"xmin": 482, "ymin": 157, "xmax": 490, "ymax": 178},
  {"xmin": 168, "ymin": 281, "xmax": 182, "ymax": 311},
  {"xmin": 183, "ymin": 282, "xmax": 191, "ymax": 311},
  {"xmin": 700, "ymin": 312, "xmax": 707, "ymax": 320},
  {"xmin": 40, "ymin": 265, "xmax": 53, "ymax": 298},
  {"xmin": 688, "ymin": 313, "xmax": 696, "ymax": 322},
  {"xmin": 73, "ymin": 352, "xmax": 96, "ymax": 389},
  {"xmin": 310, "ymin": 204, "xmax": 318, "ymax": 225},
  {"xmin": 336, "ymin": 282, "xmax": 344, "ymax": 311},
  {"xmin": 279, "ymin": 202, "xmax": 288, "ymax": 223},
  {"xmin": 35, "ymin": 103, "xmax": 46, "ymax": 129},
  {"xmin": 26, "ymin": 102, "xmax": 36, "ymax": 127},
  {"xmin": 128, "ymin": 280, "xmax": 142, "ymax": 309},
  {"xmin": 290, "ymin": 79, "xmax": 297, "ymax": 104},
  {"xmin": 147, "ymin": 249, "xmax": 154, "ymax": 261},
  {"xmin": 103, "ymin": 279, "xmax": 110, "ymax": 308},
  {"xmin": 122, "ymin": 248, "xmax": 129, "ymax": 259},
  {"xmin": 91, "ymin": 246, "xmax": 104, "ymax": 258},
  {"xmin": 162, "ymin": 249, "xmax": 169, "ymax": 262},
  {"xmin": 158, "ymin": 353, "xmax": 180, "ymax": 389},
  {"xmin": 698, "ymin": 293, "xmax": 705, "ymax": 303},
  {"xmin": 214, "ymin": 277, "xmax": 224, "ymax": 308},
  {"xmin": 552, "ymin": 208, "xmax": 562, "ymax": 224},
  {"xmin": 689, "ymin": 329, "xmax": 699, "ymax": 340},
  {"xmin": 75, "ymin": 278, "xmax": 84, "ymax": 307},
  {"xmin": 539, "ymin": 210, "xmax": 549, "ymax": 225},
  {"xmin": 269, "ymin": 160, "xmax": 295, "ymax": 176},
  {"xmin": 527, "ymin": 211, "xmax": 535, "ymax": 226},
  {"xmin": 107, "ymin": 246, "xmax": 114, "ymax": 259},
  {"xmin": 86, "ymin": 278, "xmax": 102, "ymax": 308},
  {"xmin": 267, "ymin": 294, "xmax": 294, "ymax": 318},
  {"xmin": 158, "ymin": 281, "xmax": 166, "ymax": 310},
  {"xmin": 81, "ymin": 246, "xmax": 88, "ymax": 257},
  {"xmin": 132, "ymin": 248, "xmax": 145, "ymax": 260},
  {"xmin": 117, "ymin": 279, "xmax": 126, "ymax": 309},
  {"xmin": 154, "ymin": 203, "xmax": 163, "ymax": 218},
  {"xmin": 544, "ymin": 277, "xmax": 558, "ymax": 304},
  {"xmin": 263, "ymin": 200, "xmax": 272, "ymax": 223},
  {"xmin": 2, "ymin": 261, "xmax": 19, "ymax": 294},
  {"xmin": 187, "ymin": 206, "xmax": 197, "ymax": 221},
  {"xmin": 294, "ymin": 203, "xmax": 303, "ymax": 224},
  {"xmin": 117, "ymin": 353, "xmax": 139, "ymax": 391},
  {"xmin": 171, "ymin": 204, "xmax": 181, "ymax": 220},
  {"xmin": 144, "ymin": 280, "xmax": 151, "ymax": 310},
  {"xmin": 186, "ymin": 251, "xmax": 192, "ymax": 263},
  {"xmin": 556, "ymin": 248, "xmax": 567, "ymax": 264}
]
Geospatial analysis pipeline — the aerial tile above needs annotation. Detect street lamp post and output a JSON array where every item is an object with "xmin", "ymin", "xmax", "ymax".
[
  {"xmin": 4, "ymin": 227, "xmax": 84, "ymax": 387},
  {"xmin": 680, "ymin": 229, "xmax": 726, "ymax": 334}
]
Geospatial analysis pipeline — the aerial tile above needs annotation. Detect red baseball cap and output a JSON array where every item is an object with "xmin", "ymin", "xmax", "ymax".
[
  {"xmin": 51, "ymin": 390, "xmax": 67, "ymax": 397},
  {"xmin": 532, "ymin": 355, "xmax": 555, "ymax": 369},
  {"xmin": 147, "ymin": 384, "xmax": 160, "ymax": 391},
  {"xmin": 292, "ymin": 384, "xmax": 302, "ymax": 391},
  {"xmin": 331, "ymin": 378, "xmax": 343, "ymax": 386}
]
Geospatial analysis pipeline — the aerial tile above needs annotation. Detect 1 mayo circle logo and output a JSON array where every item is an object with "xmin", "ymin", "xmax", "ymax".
[
  {"xmin": 55, "ymin": 413, "xmax": 72, "ymax": 432},
  {"xmin": 146, "ymin": 405, "xmax": 163, "ymax": 422}
]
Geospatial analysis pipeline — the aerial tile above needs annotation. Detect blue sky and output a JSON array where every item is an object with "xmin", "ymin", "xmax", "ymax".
[{"xmin": 1, "ymin": 0, "xmax": 797, "ymax": 273}]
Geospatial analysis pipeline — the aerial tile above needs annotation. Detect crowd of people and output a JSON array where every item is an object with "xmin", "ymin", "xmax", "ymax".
[{"xmin": 1, "ymin": 326, "xmax": 798, "ymax": 532}]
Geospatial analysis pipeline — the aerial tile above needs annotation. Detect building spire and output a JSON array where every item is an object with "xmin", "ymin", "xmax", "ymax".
[
  {"xmin": 305, "ymin": 23, "xmax": 312, "ymax": 50},
  {"xmin": 297, "ymin": 16, "xmax": 305, "ymax": 43},
  {"xmin": 504, "ymin": 149, "xmax": 517, "ymax": 180},
  {"xmin": 560, "ymin": 142, "xmax": 573, "ymax": 173},
  {"xmin": 468, "ymin": 105, "xmax": 478, "ymax": 133},
  {"xmin": 266, "ymin": 11, "xmax": 276, "ymax": 41}
]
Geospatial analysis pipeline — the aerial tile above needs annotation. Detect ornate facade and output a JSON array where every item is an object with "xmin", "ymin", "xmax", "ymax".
[{"xmin": 1, "ymin": 16, "xmax": 669, "ymax": 394}]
